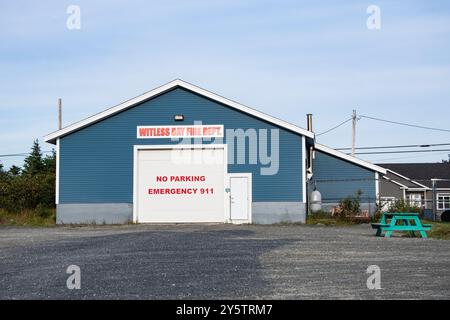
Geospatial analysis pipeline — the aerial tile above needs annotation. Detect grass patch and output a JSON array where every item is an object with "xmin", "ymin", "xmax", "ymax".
[
  {"xmin": 306, "ymin": 212, "xmax": 360, "ymax": 226},
  {"xmin": 387, "ymin": 222, "xmax": 450, "ymax": 240},
  {"xmin": 270, "ymin": 221, "xmax": 305, "ymax": 226},
  {"xmin": 428, "ymin": 222, "xmax": 450, "ymax": 240},
  {"xmin": 0, "ymin": 208, "xmax": 56, "ymax": 227}
]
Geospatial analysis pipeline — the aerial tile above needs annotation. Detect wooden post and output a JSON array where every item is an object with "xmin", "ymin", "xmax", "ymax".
[
  {"xmin": 58, "ymin": 98, "xmax": 62, "ymax": 130},
  {"xmin": 351, "ymin": 109, "xmax": 356, "ymax": 156}
]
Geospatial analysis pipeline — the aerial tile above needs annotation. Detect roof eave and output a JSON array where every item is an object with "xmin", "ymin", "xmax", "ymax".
[
  {"xmin": 385, "ymin": 169, "xmax": 430, "ymax": 189},
  {"xmin": 314, "ymin": 143, "xmax": 387, "ymax": 174},
  {"xmin": 44, "ymin": 79, "xmax": 314, "ymax": 143}
]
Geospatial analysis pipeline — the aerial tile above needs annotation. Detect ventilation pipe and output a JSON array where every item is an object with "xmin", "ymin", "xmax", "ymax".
[{"xmin": 307, "ymin": 113, "xmax": 313, "ymax": 132}]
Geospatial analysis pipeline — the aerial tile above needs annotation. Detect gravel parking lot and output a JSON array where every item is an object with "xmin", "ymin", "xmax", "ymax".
[{"xmin": 1, "ymin": 224, "xmax": 449, "ymax": 299}]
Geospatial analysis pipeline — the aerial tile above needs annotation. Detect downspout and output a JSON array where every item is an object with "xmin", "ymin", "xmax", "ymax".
[
  {"xmin": 306, "ymin": 114, "xmax": 315, "ymax": 216},
  {"xmin": 306, "ymin": 113, "xmax": 314, "ymax": 179}
]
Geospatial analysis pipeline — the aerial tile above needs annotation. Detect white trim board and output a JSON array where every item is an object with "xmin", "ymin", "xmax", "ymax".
[
  {"xmin": 382, "ymin": 176, "xmax": 409, "ymax": 189},
  {"xmin": 385, "ymin": 169, "xmax": 430, "ymax": 190},
  {"xmin": 382, "ymin": 177, "xmax": 429, "ymax": 192},
  {"xmin": 302, "ymin": 136, "xmax": 307, "ymax": 203},
  {"xmin": 44, "ymin": 79, "xmax": 314, "ymax": 144},
  {"xmin": 55, "ymin": 138, "xmax": 60, "ymax": 205},
  {"xmin": 314, "ymin": 143, "xmax": 387, "ymax": 174}
]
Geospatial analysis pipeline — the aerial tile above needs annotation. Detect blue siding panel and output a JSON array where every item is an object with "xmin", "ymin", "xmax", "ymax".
[
  {"xmin": 312, "ymin": 151, "xmax": 376, "ymax": 203},
  {"xmin": 59, "ymin": 88, "xmax": 303, "ymax": 203}
]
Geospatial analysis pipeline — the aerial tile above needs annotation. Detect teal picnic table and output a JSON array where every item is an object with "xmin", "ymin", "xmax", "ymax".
[{"xmin": 371, "ymin": 212, "xmax": 432, "ymax": 238}]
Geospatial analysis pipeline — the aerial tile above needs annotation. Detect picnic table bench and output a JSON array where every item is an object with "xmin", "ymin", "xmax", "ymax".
[{"xmin": 371, "ymin": 212, "xmax": 432, "ymax": 238}]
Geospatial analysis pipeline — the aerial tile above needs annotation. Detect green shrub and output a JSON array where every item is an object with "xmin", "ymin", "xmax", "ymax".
[
  {"xmin": 309, "ymin": 210, "xmax": 331, "ymax": 218},
  {"xmin": 35, "ymin": 203, "xmax": 54, "ymax": 218},
  {"xmin": 371, "ymin": 211, "xmax": 382, "ymax": 223},
  {"xmin": 0, "ymin": 140, "xmax": 56, "ymax": 218},
  {"xmin": 387, "ymin": 199, "xmax": 422, "ymax": 214},
  {"xmin": 336, "ymin": 190, "xmax": 362, "ymax": 219}
]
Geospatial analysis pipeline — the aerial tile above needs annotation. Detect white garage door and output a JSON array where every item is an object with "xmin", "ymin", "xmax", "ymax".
[{"xmin": 135, "ymin": 147, "xmax": 225, "ymax": 223}]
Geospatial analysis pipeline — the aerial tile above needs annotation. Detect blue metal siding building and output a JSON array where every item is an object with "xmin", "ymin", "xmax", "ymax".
[
  {"xmin": 312, "ymin": 150, "xmax": 377, "ymax": 206},
  {"xmin": 59, "ymin": 88, "xmax": 303, "ymax": 202},
  {"xmin": 45, "ymin": 80, "xmax": 386, "ymax": 224}
]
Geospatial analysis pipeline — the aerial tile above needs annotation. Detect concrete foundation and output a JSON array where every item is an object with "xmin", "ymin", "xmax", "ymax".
[
  {"xmin": 57, "ymin": 203, "xmax": 133, "ymax": 224},
  {"xmin": 252, "ymin": 202, "xmax": 306, "ymax": 224},
  {"xmin": 57, "ymin": 202, "xmax": 307, "ymax": 225}
]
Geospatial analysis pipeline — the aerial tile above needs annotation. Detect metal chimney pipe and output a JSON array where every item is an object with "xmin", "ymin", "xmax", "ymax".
[{"xmin": 307, "ymin": 113, "xmax": 313, "ymax": 132}]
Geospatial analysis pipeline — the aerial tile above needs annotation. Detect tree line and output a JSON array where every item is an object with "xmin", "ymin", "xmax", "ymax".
[{"xmin": 0, "ymin": 140, "xmax": 56, "ymax": 212}]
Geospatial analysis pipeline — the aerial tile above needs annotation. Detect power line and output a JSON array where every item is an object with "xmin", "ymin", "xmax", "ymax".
[
  {"xmin": 350, "ymin": 149, "xmax": 450, "ymax": 155},
  {"xmin": 336, "ymin": 143, "xmax": 450, "ymax": 151},
  {"xmin": 360, "ymin": 115, "xmax": 450, "ymax": 133},
  {"xmin": 375, "ymin": 151, "xmax": 450, "ymax": 162},
  {"xmin": 0, "ymin": 151, "xmax": 54, "ymax": 158},
  {"xmin": 316, "ymin": 118, "xmax": 352, "ymax": 136}
]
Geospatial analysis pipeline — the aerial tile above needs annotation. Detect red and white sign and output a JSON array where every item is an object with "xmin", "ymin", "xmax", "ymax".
[{"xmin": 137, "ymin": 125, "xmax": 224, "ymax": 139}]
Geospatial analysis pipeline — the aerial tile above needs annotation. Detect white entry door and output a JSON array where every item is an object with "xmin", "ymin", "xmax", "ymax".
[{"xmin": 229, "ymin": 174, "xmax": 252, "ymax": 223}]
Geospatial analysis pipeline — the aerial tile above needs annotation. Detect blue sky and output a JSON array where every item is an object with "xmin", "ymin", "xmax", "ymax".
[{"xmin": 1, "ymin": 0, "xmax": 450, "ymax": 168}]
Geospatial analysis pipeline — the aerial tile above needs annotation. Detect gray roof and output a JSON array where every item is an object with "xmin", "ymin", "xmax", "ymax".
[{"xmin": 377, "ymin": 163, "xmax": 450, "ymax": 188}]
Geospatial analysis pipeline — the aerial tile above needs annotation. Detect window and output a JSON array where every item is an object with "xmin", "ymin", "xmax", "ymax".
[
  {"xmin": 407, "ymin": 193, "xmax": 422, "ymax": 207},
  {"xmin": 437, "ymin": 193, "xmax": 450, "ymax": 210},
  {"xmin": 380, "ymin": 197, "xmax": 396, "ymax": 211}
]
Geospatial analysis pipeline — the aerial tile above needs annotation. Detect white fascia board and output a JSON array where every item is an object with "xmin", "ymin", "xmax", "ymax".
[
  {"xmin": 177, "ymin": 81, "xmax": 314, "ymax": 139},
  {"xmin": 382, "ymin": 176, "xmax": 409, "ymax": 189},
  {"xmin": 44, "ymin": 79, "xmax": 314, "ymax": 144},
  {"xmin": 55, "ymin": 138, "xmax": 60, "ymax": 204},
  {"xmin": 45, "ymin": 80, "xmax": 184, "ymax": 143},
  {"xmin": 314, "ymin": 143, "xmax": 387, "ymax": 174},
  {"xmin": 385, "ymin": 169, "xmax": 430, "ymax": 189},
  {"xmin": 382, "ymin": 177, "xmax": 429, "ymax": 191}
]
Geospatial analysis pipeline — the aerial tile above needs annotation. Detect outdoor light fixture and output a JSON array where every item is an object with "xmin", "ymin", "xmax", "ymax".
[{"xmin": 174, "ymin": 114, "xmax": 184, "ymax": 121}]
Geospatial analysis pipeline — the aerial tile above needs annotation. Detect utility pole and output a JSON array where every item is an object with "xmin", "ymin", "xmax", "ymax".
[
  {"xmin": 351, "ymin": 109, "xmax": 357, "ymax": 156},
  {"xmin": 58, "ymin": 98, "xmax": 62, "ymax": 130}
]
